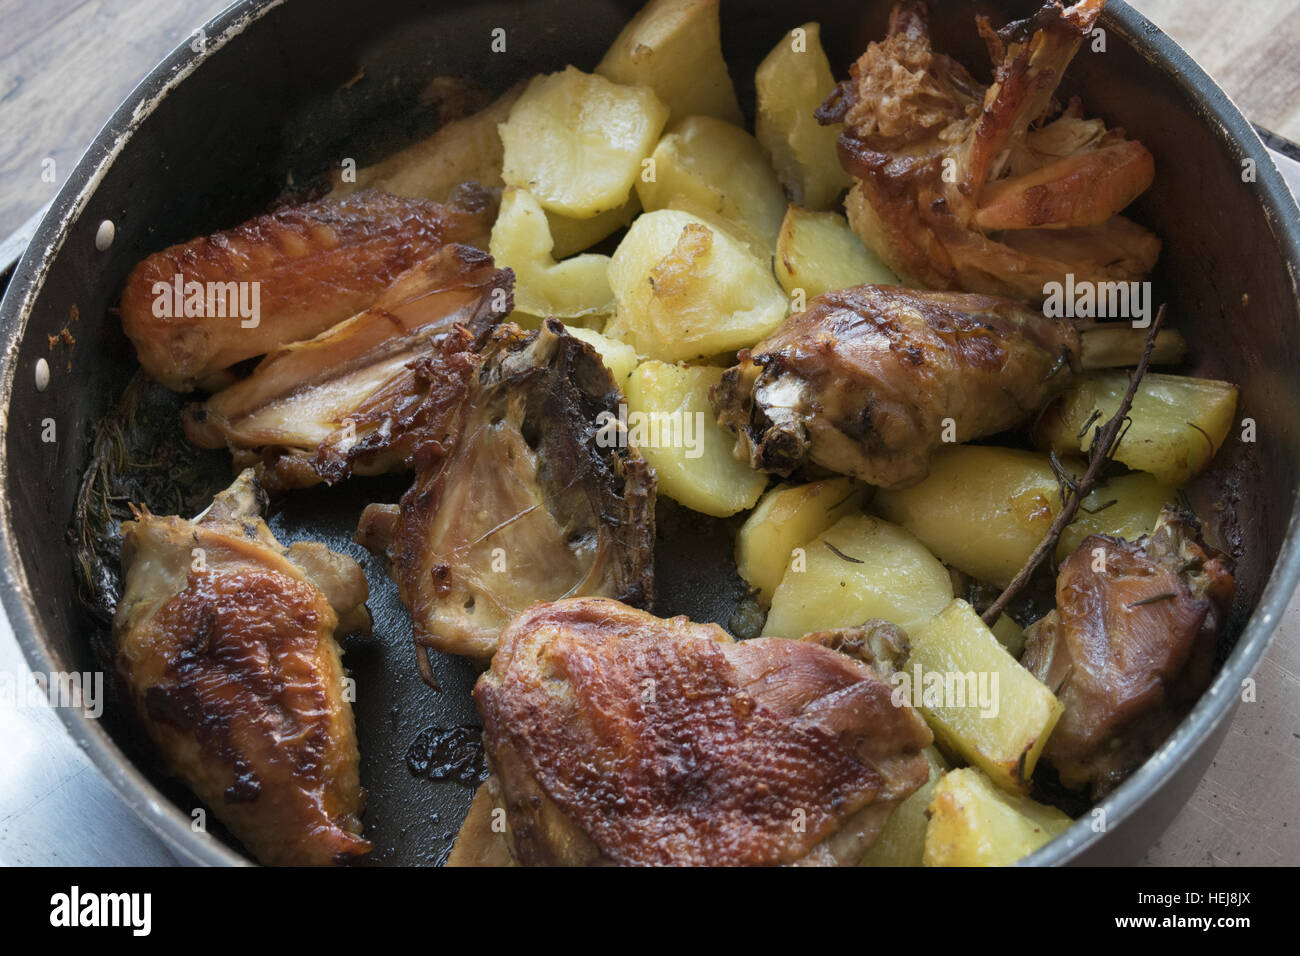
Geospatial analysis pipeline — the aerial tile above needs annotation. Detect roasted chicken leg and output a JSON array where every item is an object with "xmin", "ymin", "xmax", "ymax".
[
  {"xmin": 113, "ymin": 470, "xmax": 372, "ymax": 865},
  {"xmin": 473, "ymin": 598, "xmax": 933, "ymax": 866},
  {"xmin": 1022, "ymin": 509, "xmax": 1235, "ymax": 797},
  {"xmin": 121, "ymin": 188, "xmax": 495, "ymax": 391},
  {"xmin": 818, "ymin": 0, "xmax": 1159, "ymax": 300},
  {"xmin": 711, "ymin": 283, "xmax": 1181, "ymax": 489}
]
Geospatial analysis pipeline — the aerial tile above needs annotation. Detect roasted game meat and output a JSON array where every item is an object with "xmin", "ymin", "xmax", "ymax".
[
  {"xmin": 472, "ymin": 598, "xmax": 933, "ymax": 866},
  {"xmin": 113, "ymin": 470, "xmax": 372, "ymax": 865},
  {"xmin": 120, "ymin": 188, "xmax": 495, "ymax": 391}
]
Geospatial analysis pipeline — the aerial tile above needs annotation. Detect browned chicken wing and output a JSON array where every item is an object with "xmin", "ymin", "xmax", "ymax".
[
  {"xmin": 113, "ymin": 470, "xmax": 372, "ymax": 865},
  {"xmin": 182, "ymin": 244, "xmax": 512, "ymax": 491},
  {"xmin": 818, "ymin": 0, "xmax": 1159, "ymax": 300},
  {"xmin": 357, "ymin": 320, "xmax": 655, "ymax": 666},
  {"xmin": 1022, "ymin": 509, "xmax": 1235, "ymax": 797},
  {"xmin": 473, "ymin": 598, "xmax": 933, "ymax": 866},
  {"xmin": 121, "ymin": 188, "xmax": 495, "ymax": 391}
]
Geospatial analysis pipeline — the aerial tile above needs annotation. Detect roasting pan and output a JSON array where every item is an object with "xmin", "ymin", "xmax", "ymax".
[{"xmin": 1, "ymin": 0, "xmax": 1298, "ymax": 866}]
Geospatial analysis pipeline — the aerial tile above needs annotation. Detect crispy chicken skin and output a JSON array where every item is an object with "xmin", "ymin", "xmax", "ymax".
[
  {"xmin": 1022, "ymin": 510, "xmax": 1235, "ymax": 796},
  {"xmin": 114, "ymin": 470, "xmax": 372, "ymax": 865},
  {"xmin": 711, "ymin": 283, "xmax": 1080, "ymax": 488},
  {"xmin": 474, "ymin": 598, "xmax": 932, "ymax": 866},
  {"xmin": 182, "ymin": 244, "xmax": 512, "ymax": 491},
  {"xmin": 358, "ymin": 321, "xmax": 656, "ymax": 665},
  {"xmin": 120, "ymin": 188, "xmax": 495, "ymax": 391},
  {"xmin": 819, "ymin": 0, "xmax": 1159, "ymax": 300}
]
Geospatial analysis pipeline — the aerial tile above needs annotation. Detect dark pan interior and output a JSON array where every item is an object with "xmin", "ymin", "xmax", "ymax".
[{"xmin": 3, "ymin": 0, "xmax": 1298, "ymax": 865}]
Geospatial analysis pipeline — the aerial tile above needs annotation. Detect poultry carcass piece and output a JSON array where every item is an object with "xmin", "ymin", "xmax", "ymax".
[
  {"xmin": 1022, "ymin": 509, "xmax": 1235, "ymax": 797},
  {"xmin": 711, "ymin": 283, "xmax": 1181, "ymax": 489},
  {"xmin": 182, "ymin": 244, "xmax": 512, "ymax": 491},
  {"xmin": 357, "ymin": 320, "xmax": 655, "ymax": 667},
  {"xmin": 472, "ymin": 598, "xmax": 933, "ymax": 866},
  {"xmin": 113, "ymin": 470, "xmax": 372, "ymax": 866},
  {"xmin": 121, "ymin": 187, "xmax": 495, "ymax": 391},
  {"xmin": 817, "ymin": 0, "xmax": 1160, "ymax": 300}
]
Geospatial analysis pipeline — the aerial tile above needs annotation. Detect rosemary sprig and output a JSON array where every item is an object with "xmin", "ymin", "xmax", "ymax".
[{"xmin": 980, "ymin": 304, "xmax": 1168, "ymax": 627}]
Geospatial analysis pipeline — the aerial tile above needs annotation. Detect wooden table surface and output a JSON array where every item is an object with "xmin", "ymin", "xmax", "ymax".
[{"xmin": 0, "ymin": 0, "xmax": 1296, "ymax": 866}]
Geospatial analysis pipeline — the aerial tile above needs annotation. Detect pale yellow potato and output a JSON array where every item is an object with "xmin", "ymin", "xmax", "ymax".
[
  {"xmin": 499, "ymin": 67, "xmax": 669, "ymax": 219},
  {"xmin": 604, "ymin": 210, "xmax": 787, "ymax": 362},
  {"xmin": 566, "ymin": 326, "xmax": 639, "ymax": 386},
  {"xmin": 545, "ymin": 194, "xmax": 641, "ymax": 260},
  {"xmin": 873, "ymin": 445, "xmax": 1064, "ymax": 588},
  {"xmin": 774, "ymin": 205, "xmax": 898, "ymax": 300},
  {"xmin": 990, "ymin": 614, "xmax": 1026, "ymax": 659},
  {"xmin": 1035, "ymin": 372, "xmax": 1239, "ymax": 486},
  {"xmin": 622, "ymin": 362, "xmax": 768, "ymax": 517},
  {"xmin": 908, "ymin": 600, "xmax": 1064, "ymax": 795},
  {"xmin": 755, "ymin": 23, "xmax": 852, "ymax": 210},
  {"xmin": 329, "ymin": 84, "xmax": 522, "ymax": 201},
  {"xmin": 763, "ymin": 512, "xmax": 952, "ymax": 638},
  {"xmin": 860, "ymin": 747, "xmax": 948, "ymax": 867},
  {"xmin": 1056, "ymin": 471, "xmax": 1174, "ymax": 560},
  {"xmin": 924, "ymin": 767, "xmax": 1072, "ymax": 867},
  {"xmin": 595, "ymin": 0, "xmax": 742, "ymax": 125},
  {"xmin": 636, "ymin": 116, "xmax": 788, "ymax": 254},
  {"xmin": 489, "ymin": 188, "xmax": 613, "ymax": 318},
  {"xmin": 735, "ymin": 478, "xmax": 866, "ymax": 607}
]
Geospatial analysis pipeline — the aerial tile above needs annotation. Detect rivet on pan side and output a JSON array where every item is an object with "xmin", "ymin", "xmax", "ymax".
[
  {"xmin": 95, "ymin": 219, "xmax": 115, "ymax": 252},
  {"xmin": 35, "ymin": 357, "xmax": 50, "ymax": 392}
]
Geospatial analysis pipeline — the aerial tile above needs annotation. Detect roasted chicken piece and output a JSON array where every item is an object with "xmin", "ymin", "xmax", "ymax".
[
  {"xmin": 818, "ymin": 0, "xmax": 1160, "ymax": 300},
  {"xmin": 1022, "ymin": 509, "xmax": 1235, "ymax": 797},
  {"xmin": 472, "ymin": 598, "xmax": 932, "ymax": 866},
  {"xmin": 710, "ymin": 283, "xmax": 1181, "ymax": 489},
  {"xmin": 121, "ymin": 188, "xmax": 495, "ymax": 391},
  {"xmin": 357, "ymin": 320, "xmax": 655, "ymax": 667},
  {"xmin": 113, "ymin": 470, "xmax": 372, "ymax": 866},
  {"xmin": 182, "ymin": 244, "xmax": 512, "ymax": 491}
]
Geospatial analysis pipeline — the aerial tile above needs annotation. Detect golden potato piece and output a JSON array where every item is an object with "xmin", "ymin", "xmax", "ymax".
[
  {"xmin": 489, "ymin": 188, "xmax": 613, "ymax": 318},
  {"xmin": 763, "ymin": 512, "xmax": 952, "ymax": 638},
  {"xmin": 499, "ymin": 67, "xmax": 669, "ymax": 219},
  {"xmin": 924, "ymin": 767, "xmax": 1071, "ymax": 867},
  {"xmin": 908, "ymin": 600, "xmax": 1064, "ymax": 795},
  {"xmin": 567, "ymin": 326, "xmax": 639, "ymax": 386},
  {"xmin": 755, "ymin": 23, "xmax": 852, "ymax": 210},
  {"xmin": 735, "ymin": 478, "xmax": 866, "ymax": 607},
  {"xmin": 774, "ymin": 205, "xmax": 898, "ymax": 300},
  {"xmin": 637, "ymin": 116, "xmax": 787, "ymax": 255},
  {"xmin": 546, "ymin": 195, "xmax": 641, "ymax": 259},
  {"xmin": 595, "ymin": 0, "xmax": 742, "ymax": 125},
  {"xmin": 605, "ymin": 210, "xmax": 787, "ymax": 362},
  {"xmin": 1035, "ymin": 372, "xmax": 1239, "ymax": 486},
  {"xmin": 622, "ymin": 361, "xmax": 768, "ymax": 517}
]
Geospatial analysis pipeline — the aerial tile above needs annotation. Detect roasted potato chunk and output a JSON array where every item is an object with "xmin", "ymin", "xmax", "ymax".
[
  {"xmin": 1035, "ymin": 372, "xmax": 1239, "ymax": 486},
  {"xmin": 605, "ymin": 210, "xmax": 787, "ymax": 362},
  {"xmin": 595, "ymin": 0, "xmax": 742, "ymax": 125},
  {"xmin": 735, "ymin": 478, "xmax": 867, "ymax": 607},
  {"xmin": 636, "ymin": 116, "xmax": 788, "ymax": 255},
  {"xmin": 1056, "ymin": 471, "xmax": 1174, "ymax": 560},
  {"xmin": 908, "ymin": 600, "xmax": 1064, "ymax": 795},
  {"xmin": 924, "ymin": 767, "xmax": 1072, "ymax": 867},
  {"xmin": 490, "ymin": 188, "xmax": 613, "ymax": 319},
  {"xmin": 763, "ymin": 513, "xmax": 952, "ymax": 638},
  {"xmin": 499, "ymin": 67, "xmax": 669, "ymax": 219},
  {"xmin": 873, "ymin": 446, "xmax": 1064, "ymax": 588},
  {"xmin": 774, "ymin": 206, "xmax": 898, "ymax": 300},
  {"xmin": 755, "ymin": 23, "xmax": 852, "ymax": 210},
  {"xmin": 623, "ymin": 361, "xmax": 768, "ymax": 517}
]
